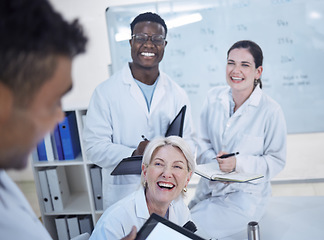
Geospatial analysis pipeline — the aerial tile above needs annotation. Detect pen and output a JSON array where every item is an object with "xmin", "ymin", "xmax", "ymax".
[
  {"xmin": 141, "ymin": 135, "xmax": 148, "ymax": 141},
  {"xmin": 218, "ymin": 152, "xmax": 239, "ymax": 159}
]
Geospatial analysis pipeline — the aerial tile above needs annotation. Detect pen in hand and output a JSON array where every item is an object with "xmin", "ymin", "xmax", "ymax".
[{"xmin": 218, "ymin": 152, "xmax": 239, "ymax": 159}]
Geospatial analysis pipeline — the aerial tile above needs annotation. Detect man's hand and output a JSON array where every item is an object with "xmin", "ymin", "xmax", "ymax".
[
  {"xmin": 121, "ymin": 226, "xmax": 137, "ymax": 240},
  {"xmin": 132, "ymin": 140, "xmax": 149, "ymax": 156}
]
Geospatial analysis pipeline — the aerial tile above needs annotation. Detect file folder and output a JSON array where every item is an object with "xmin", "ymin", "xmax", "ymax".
[
  {"xmin": 37, "ymin": 139, "xmax": 47, "ymax": 161},
  {"xmin": 67, "ymin": 215, "xmax": 81, "ymax": 239},
  {"xmin": 38, "ymin": 169, "xmax": 53, "ymax": 212},
  {"xmin": 44, "ymin": 133, "xmax": 55, "ymax": 161},
  {"xmin": 135, "ymin": 213, "xmax": 204, "ymax": 240},
  {"xmin": 58, "ymin": 111, "xmax": 81, "ymax": 160},
  {"xmin": 111, "ymin": 105, "xmax": 186, "ymax": 176},
  {"xmin": 55, "ymin": 215, "xmax": 69, "ymax": 240},
  {"xmin": 79, "ymin": 215, "xmax": 93, "ymax": 235},
  {"xmin": 89, "ymin": 165, "xmax": 103, "ymax": 210},
  {"xmin": 46, "ymin": 167, "xmax": 70, "ymax": 211},
  {"xmin": 53, "ymin": 124, "xmax": 64, "ymax": 160},
  {"xmin": 165, "ymin": 105, "xmax": 186, "ymax": 138}
]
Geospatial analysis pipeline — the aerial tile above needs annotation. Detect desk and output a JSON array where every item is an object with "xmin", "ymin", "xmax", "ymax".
[{"xmin": 220, "ymin": 196, "xmax": 324, "ymax": 240}]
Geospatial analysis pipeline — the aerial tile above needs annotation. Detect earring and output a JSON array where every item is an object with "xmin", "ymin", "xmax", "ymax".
[
  {"xmin": 183, "ymin": 186, "xmax": 187, "ymax": 192},
  {"xmin": 143, "ymin": 180, "xmax": 147, "ymax": 188}
]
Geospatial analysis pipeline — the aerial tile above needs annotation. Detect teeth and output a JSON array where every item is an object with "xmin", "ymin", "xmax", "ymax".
[
  {"xmin": 141, "ymin": 52, "xmax": 155, "ymax": 57},
  {"xmin": 158, "ymin": 182, "xmax": 174, "ymax": 188},
  {"xmin": 232, "ymin": 77, "xmax": 243, "ymax": 81}
]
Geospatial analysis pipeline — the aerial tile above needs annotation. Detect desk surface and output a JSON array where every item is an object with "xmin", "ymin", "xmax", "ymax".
[{"xmin": 220, "ymin": 196, "xmax": 324, "ymax": 240}]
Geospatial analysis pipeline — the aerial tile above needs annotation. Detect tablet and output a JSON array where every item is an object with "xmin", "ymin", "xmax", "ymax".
[{"xmin": 135, "ymin": 213, "xmax": 204, "ymax": 240}]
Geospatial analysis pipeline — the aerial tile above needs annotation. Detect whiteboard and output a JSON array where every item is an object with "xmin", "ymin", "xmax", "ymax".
[{"xmin": 105, "ymin": 0, "xmax": 324, "ymax": 133}]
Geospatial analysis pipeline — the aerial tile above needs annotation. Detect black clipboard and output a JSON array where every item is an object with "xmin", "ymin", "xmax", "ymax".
[
  {"xmin": 135, "ymin": 213, "xmax": 204, "ymax": 240},
  {"xmin": 111, "ymin": 106, "xmax": 186, "ymax": 176}
]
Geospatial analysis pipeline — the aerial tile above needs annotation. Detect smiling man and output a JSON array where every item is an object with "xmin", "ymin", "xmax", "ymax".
[{"xmin": 83, "ymin": 12, "xmax": 196, "ymax": 209}]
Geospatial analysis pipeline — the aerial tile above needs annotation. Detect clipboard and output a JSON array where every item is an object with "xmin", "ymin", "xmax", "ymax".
[
  {"xmin": 135, "ymin": 213, "xmax": 204, "ymax": 240},
  {"xmin": 111, "ymin": 106, "xmax": 186, "ymax": 176}
]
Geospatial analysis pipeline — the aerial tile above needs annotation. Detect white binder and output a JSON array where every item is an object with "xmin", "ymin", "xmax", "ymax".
[
  {"xmin": 89, "ymin": 166, "xmax": 103, "ymax": 210},
  {"xmin": 46, "ymin": 167, "xmax": 70, "ymax": 211},
  {"xmin": 55, "ymin": 215, "xmax": 69, "ymax": 240},
  {"xmin": 44, "ymin": 133, "xmax": 55, "ymax": 161},
  {"xmin": 67, "ymin": 215, "xmax": 81, "ymax": 239},
  {"xmin": 37, "ymin": 169, "xmax": 53, "ymax": 212},
  {"xmin": 79, "ymin": 215, "xmax": 93, "ymax": 235}
]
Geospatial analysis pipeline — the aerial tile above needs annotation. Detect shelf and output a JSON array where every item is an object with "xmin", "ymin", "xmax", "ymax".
[
  {"xmin": 31, "ymin": 109, "xmax": 96, "ymax": 239},
  {"xmin": 44, "ymin": 192, "xmax": 91, "ymax": 215},
  {"xmin": 33, "ymin": 154, "xmax": 83, "ymax": 167}
]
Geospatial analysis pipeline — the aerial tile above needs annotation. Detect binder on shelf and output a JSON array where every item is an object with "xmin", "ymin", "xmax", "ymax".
[
  {"xmin": 31, "ymin": 148, "xmax": 39, "ymax": 161},
  {"xmin": 44, "ymin": 133, "xmax": 55, "ymax": 161},
  {"xmin": 36, "ymin": 139, "xmax": 47, "ymax": 161},
  {"xmin": 55, "ymin": 215, "xmax": 69, "ymax": 240},
  {"xmin": 46, "ymin": 167, "xmax": 70, "ymax": 211},
  {"xmin": 53, "ymin": 125, "xmax": 64, "ymax": 160},
  {"xmin": 67, "ymin": 215, "xmax": 81, "ymax": 239},
  {"xmin": 89, "ymin": 166, "xmax": 103, "ymax": 210},
  {"xmin": 111, "ymin": 105, "xmax": 186, "ymax": 176},
  {"xmin": 79, "ymin": 215, "xmax": 93, "ymax": 235},
  {"xmin": 37, "ymin": 169, "xmax": 53, "ymax": 212},
  {"xmin": 58, "ymin": 111, "xmax": 81, "ymax": 160}
]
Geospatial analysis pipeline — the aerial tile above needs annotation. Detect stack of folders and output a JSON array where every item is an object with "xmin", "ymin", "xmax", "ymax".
[
  {"xmin": 38, "ymin": 166, "xmax": 70, "ymax": 212},
  {"xmin": 89, "ymin": 165, "xmax": 103, "ymax": 210},
  {"xmin": 55, "ymin": 215, "xmax": 93, "ymax": 240},
  {"xmin": 32, "ymin": 111, "xmax": 81, "ymax": 161}
]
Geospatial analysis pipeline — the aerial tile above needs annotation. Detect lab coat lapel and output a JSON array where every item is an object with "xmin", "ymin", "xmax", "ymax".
[
  {"xmin": 123, "ymin": 65, "xmax": 149, "ymax": 116},
  {"xmin": 135, "ymin": 186, "xmax": 150, "ymax": 220},
  {"xmin": 149, "ymin": 75, "xmax": 165, "ymax": 113}
]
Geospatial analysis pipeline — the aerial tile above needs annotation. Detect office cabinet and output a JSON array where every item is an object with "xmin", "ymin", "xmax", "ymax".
[{"xmin": 31, "ymin": 109, "xmax": 103, "ymax": 239}]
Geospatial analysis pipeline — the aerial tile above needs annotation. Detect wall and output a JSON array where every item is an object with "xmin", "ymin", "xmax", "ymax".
[{"xmin": 7, "ymin": 0, "xmax": 324, "ymax": 181}]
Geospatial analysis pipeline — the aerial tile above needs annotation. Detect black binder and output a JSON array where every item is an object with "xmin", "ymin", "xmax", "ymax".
[
  {"xmin": 135, "ymin": 213, "xmax": 204, "ymax": 240},
  {"xmin": 111, "ymin": 106, "xmax": 186, "ymax": 176}
]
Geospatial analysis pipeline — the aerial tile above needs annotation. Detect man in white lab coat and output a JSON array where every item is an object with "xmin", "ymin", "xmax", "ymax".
[{"xmin": 83, "ymin": 12, "xmax": 196, "ymax": 209}]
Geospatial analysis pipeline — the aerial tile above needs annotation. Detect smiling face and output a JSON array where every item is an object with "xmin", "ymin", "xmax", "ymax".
[
  {"xmin": 142, "ymin": 144, "xmax": 192, "ymax": 208},
  {"xmin": 0, "ymin": 56, "xmax": 72, "ymax": 169},
  {"xmin": 129, "ymin": 21, "xmax": 167, "ymax": 72},
  {"xmin": 226, "ymin": 48, "xmax": 263, "ymax": 97}
]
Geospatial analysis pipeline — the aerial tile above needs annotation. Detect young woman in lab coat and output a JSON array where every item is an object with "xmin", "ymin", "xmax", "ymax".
[
  {"xmin": 189, "ymin": 40, "xmax": 287, "ymax": 239},
  {"xmin": 89, "ymin": 136, "xmax": 195, "ymax": 240}
]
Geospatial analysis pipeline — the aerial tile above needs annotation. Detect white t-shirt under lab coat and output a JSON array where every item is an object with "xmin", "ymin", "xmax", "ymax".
[
  {"xmin": 83, "ymin": 63, "xmax": 196, "ymax": 209},
  {"xmin": 189, "ymin": 85, "xmax": 287, "ymax": 239},
  {"xmin": 0, "ymin": 170, "xmax": 52, "ymax": 240}
]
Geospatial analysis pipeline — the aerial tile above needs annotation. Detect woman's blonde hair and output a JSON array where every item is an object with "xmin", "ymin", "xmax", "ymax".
[{"xmin": 141, "ymin": 136, "xmax": 195, "ymax": 186}]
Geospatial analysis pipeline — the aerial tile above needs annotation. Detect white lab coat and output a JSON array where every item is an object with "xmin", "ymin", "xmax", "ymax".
[
  {"xmin": 0, "ymin": 170, "xmax": 52, "ymax": 240},
  {"xmin": 89, "ymin": 185, "xmax": 191, "ymax": 240},
  {"xmin": 189, "ymin": 85, "xmax": 287, "ymax": 239},
  {"xmin": 83, "ymin": 64, "xmax": 196, "ymax": 209}
]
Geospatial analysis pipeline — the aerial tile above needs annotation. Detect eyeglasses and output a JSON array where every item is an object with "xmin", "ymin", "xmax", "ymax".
[{"xmin": 131, "ymin": 33, "xmax": 166, "ymax": 46}]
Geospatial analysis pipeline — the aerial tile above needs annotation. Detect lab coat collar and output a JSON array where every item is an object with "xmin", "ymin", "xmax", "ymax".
[
  {"xmin": 134, "ymin": 185, "xmax": 178, "ymax": 221},
  {"xmin": 218, "ymin": 85, "xmax": 262, "ymax": 110},
  {"xmin": 135, "ymin": 186, "xmax": 150, "ymax": 220},
  {"xmin": 248, "ymin": 84, "xmax": 262, "ymax": 107}
]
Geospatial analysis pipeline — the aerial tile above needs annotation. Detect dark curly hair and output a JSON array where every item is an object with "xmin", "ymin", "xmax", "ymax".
[
  {"xmin": 0, "ymin": 0, "xmax": 87, "ymax": 106},
  {"xmin": 130, "ymin": 12, "xmax": 167, "ymax": 36}
]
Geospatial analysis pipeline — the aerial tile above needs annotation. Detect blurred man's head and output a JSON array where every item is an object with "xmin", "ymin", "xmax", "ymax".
[{"xmin": 0, "ymin": 0, "xmax": 87, "ymax": 169}]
